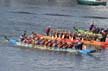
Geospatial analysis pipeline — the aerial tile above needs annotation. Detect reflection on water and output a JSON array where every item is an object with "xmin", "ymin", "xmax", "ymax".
[{"xmin": 0, "ymin": 0, "xmax": 77, "ymax": 7}]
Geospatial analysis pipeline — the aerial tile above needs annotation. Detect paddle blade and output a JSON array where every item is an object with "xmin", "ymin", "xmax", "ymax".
[
  {"xmin": 9, "ymin": 39, "xmax": 17, "ymax": 44},
  {"xmin": 79, "ymin": 49, "xmax": 91, "ymax": 54}
]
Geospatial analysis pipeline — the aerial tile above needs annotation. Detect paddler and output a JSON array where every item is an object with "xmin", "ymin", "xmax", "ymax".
[
  {"xmin": 89, "ymin": 21, "xmax": 96, "ymax": 31},
  {"xmin": 74, "ymin": 39, "xmax": 84, "ymax": 50},
  {"xmin": 75, "ymin": 42, "xmax": 83, "ymax": 50},
  {"xmin": 20, "ymin": 31, "xmax": 27, "ymax": 42},
  {"xmin": 100, "ymin": 29, "xmax": 108, "ymax": 42},
  {"xmin": 29, "ymin": 32, "xmax": 36, "ymax": 39},
  {"xmin": 45, "ymin": 26, "xmax": 51, "ymax": 36},
  {"xmin": 3, "ymin": 36, "xmax": 9, "ymax": 43}
]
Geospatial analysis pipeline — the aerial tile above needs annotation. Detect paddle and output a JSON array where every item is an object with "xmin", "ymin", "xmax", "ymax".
[
  {"xmin": 0, "ymin": 35, "xmax": 16, "ymax": 44},
  {"xmin": 0, "ymin": 37, "xmax": 8, "ymax": 43},
  {"xmin": 79, "ymin": 49, "xmax": 97, "ymax": 55},
  {"xmin": 78, "ymin": 49, "xmax": 101, "ymax": 60},
  {"xmin": 89, "ymin": 50, "xmax": 97, "ymax": 53}
]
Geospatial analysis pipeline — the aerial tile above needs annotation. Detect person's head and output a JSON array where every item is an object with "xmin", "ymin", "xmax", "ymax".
[
  {"xmin": 24, "ymin": 31, "xmax": 27, "ymax": 33},
  {"xmin": 32, "ymin": 32, "xmax": 35, "ymax": 34}
]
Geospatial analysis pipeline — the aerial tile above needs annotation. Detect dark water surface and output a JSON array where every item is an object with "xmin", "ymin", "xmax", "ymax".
[{"xmin": 0, "ymin": 0, "xmax": 108, "ymax": 71}]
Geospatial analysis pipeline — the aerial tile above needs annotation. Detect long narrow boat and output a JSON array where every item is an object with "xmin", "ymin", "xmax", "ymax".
[
  {"xmin": 7, "ymin": 39, "xmax": 95, "ymax": 55},
  {"xmin": 77, "ymin": 0, "xmax": 106, "ymax": 6},
  {"xmin": 36, "ymin": 34, "xmax": 108, "ymax": 48},
  {"xmin": 74, "ymin": 27, "xmax": 108, "ymax": 38}
]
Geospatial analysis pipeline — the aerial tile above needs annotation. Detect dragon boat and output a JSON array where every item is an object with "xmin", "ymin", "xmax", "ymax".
[
  {"xmin": 36, "ymin": 34, "xmax": 108, "ymax": 48},
  {"xmin": 2, "ymin": 35, "xmax": 97, "ymax": 55},
  {"xmin": 74, "ymin": 27, "xmax": 108, "ymax": 38}
]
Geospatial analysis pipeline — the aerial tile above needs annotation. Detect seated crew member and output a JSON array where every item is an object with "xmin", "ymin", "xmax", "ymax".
[
  {"xmin": 89, "ymin": 21, "xmax": 95, "ymax": 31},
  {"xmin": 29, "ymin": 32, "xmax": 36, "ymax": 39},
  {"xmin": 75, "ymin": 41, "xmax": 84, "ymax": 50},
  {"xmin": 20, "ymin": 31, "xmax": 27, "ymax": 42},
  {"xmin": 23, "ymin": 37, "xmax": 28, "ymax": 43}
]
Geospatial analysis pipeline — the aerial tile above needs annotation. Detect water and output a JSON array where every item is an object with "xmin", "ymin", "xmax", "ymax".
[{"xmin": 0, "ymin": 0, "xmax": 108, "ymax": 71}]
